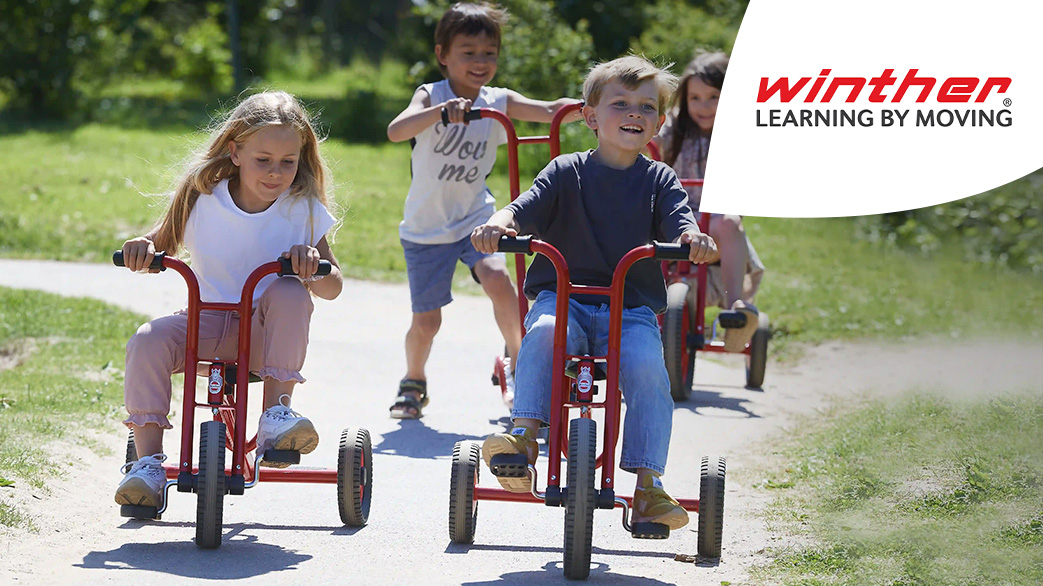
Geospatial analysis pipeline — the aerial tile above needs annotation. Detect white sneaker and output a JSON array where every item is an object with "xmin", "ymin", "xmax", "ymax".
[
  {"xmin": 115, "ymin": 453, "xmax": 167, "ymax": 508},
  {"xmin": 502, "ymin": 356, "xmax": 516, "ymax": 411},
  {"xmin": 256, "ymin": 394, "xmax": 318, "ymax": 467}
]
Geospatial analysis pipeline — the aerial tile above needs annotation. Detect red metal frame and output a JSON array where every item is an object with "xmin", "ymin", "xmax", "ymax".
[
  {"xmin": 469, "ymin": 105, "xmax": 698, "ymax": 513},
  {"xmin": 156, "ymin": 256, "xmax": 337, "ymax": 485},
  {"xmin": 646, "ymin": 141, "xmax": 752, "ymax": 359}
]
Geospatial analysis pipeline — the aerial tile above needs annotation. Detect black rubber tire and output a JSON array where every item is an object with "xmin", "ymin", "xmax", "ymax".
[
  {"xmin": 563, "ymin": 418, "xmax": 596, "ymax": 580},
  {"xmin": 697, "ymin": 455, "xmax": 726, "ymax": 558},
  {"xmin": 449, "ymin": 440, "xmax": 480, "ymax": 544},
  {"xmin": 745, "ymin": 311, "xmax": 771, "ymax": 388},
  {"xmin": 663, "ymin": 281, "xmax": 695, "ymax": 401},
  {"xmin": 125, "ymin": 430, "xmax": 137, "ymax": 464},
  {"xmin": 196, "ymin": 420, "xmax": 226, "ymax": 549},
  {"xmin": 338, "ymin": 427, "xmax": 372, "ymax": 527}
]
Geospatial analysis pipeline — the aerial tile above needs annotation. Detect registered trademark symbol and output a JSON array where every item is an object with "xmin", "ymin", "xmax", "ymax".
[{"xmin": 1003, "ymin": 98, "xmax": 1012, "ymax": 107}]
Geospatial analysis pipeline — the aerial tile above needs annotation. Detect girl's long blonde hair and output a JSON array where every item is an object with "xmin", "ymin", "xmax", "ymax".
[{"xmin": 152, "ymin": 91, "xmax": 330, "ymax": 254}]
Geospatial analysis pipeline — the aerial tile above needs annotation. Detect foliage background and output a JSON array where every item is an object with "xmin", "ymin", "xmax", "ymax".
[{"xmin": 0, "ymin": 0, "xmax": 1039, "ymax": 272}]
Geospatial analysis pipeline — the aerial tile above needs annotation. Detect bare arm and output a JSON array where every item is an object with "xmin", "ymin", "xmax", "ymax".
[
  {"xmin": 387, "ymin": 87, "xmax": 478, "ymax": 142},
  {"xmin": 470, "ymin": 208, "xmax": 520, "ymax": 254},
  {"xmin": 505, "ymin": 90, "xmax": 583, "ymax": 124}
]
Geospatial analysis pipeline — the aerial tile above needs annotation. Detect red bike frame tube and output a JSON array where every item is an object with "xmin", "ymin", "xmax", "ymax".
[
  {"xmin": 231, "ymin": 261, "xmax": 282, "ymax": 476},
  {"xmin": 477, "ymin": 103, "xmax": 584, "ymax": 324},
  {"xmin": 549, "ymin": 102, "xmax": 582, "ymax": 158},
  {"xmin": 527, "ymin": 240, "xmax": 570, "ymax": 490},
  {"xmin": 516, "ymin": 240, "xmax": 669, "ymax": 496},
  {"xmin": 476, "ymin": 109, "xmax": 530, "ymax": 325},
  {"xmin": 649, "ymin": 141, "xmax": 753, "ymax": 357}
]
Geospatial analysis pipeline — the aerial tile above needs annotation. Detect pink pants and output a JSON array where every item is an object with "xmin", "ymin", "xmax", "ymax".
[{"xmin": 123, "ymin": 278, "xmax": 314, "ymax": 429}]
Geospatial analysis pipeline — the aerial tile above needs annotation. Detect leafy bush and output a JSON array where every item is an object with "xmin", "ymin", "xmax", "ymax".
[
  {"xmin": 166, "ymin": 13, "xmax": 233, "ymax": 94},
  {"xmin": 856, "ymin": 170, "xmax": 1043, "ymax": 273},
  {"xmin": 632, "ymin": 0, "xmax": 747, "ymax": 72}
]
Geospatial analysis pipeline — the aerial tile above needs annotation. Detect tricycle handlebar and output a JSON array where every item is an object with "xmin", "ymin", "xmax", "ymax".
[{"xmin": 112, "ymin": 250, "xmax": 166, "ymax": 271}]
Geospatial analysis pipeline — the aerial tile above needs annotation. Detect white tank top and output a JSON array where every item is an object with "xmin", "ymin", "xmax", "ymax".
[
  {"xmin": 399, "ymin": 79, "xmax": 509, "ymax": 244},
  {"xmin": 183, "ymin": 179, "xmax": 336, "ymax": 303}
]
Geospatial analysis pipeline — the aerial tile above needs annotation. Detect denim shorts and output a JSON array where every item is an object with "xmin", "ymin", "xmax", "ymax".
[{"xmin": 401, "ymin": 236, "xmax": 504, "ymax": 313}]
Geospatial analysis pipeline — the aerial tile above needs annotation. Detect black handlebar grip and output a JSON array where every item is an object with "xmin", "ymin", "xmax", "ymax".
[
  {"xmin": 653, "ymin": 242, "xmax": 691, "ymax": 260},
  {"xmin": 442, "ymin": 107, "xmax": 484, "ymax": 125},
  {"xmin": 112, "ymin": 250, "xmax": 166, "ymax": 271},
  {"xmin": 497, "ymin": 235, "xmax": 533, "ymax": 254},
  {"xmin": 278, "ymin": 257, "xmax": 333, "ymax": 277}
]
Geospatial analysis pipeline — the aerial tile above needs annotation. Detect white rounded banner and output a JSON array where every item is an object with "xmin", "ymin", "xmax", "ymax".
[{"xmin": 702, "ymin": 0, "xmax": 1043, "ymax": 217}]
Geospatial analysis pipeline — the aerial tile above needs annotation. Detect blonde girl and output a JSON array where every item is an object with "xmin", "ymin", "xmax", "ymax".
[{"xmin": 115, "ymin": 91, "xmax": 342, "ymax": 508}]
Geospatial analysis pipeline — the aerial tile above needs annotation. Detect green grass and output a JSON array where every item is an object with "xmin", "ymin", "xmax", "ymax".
[
  {"xmin": 2, "ymin": 123, "xmax": 1042, "ymax": 357},
  {"xmin": 752, "ymin": 392, "xmax": 1043, "ymax": 586},
  {"xmin": 0, "ymin": 287, "xmax": 146, "ymax": 528},
  {"xmin": 747, "ymin": 216, "xmax": 1043, "ymax": 357}
]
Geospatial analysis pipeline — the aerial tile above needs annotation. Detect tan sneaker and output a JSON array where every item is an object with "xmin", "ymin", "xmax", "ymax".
[
  {"xmin": 632, "ymin": 475, "xmax": 689, "ymax": 530},
  {"xmin": 481, "ymin": 428, "xmax": 538, "ymax": 493}
]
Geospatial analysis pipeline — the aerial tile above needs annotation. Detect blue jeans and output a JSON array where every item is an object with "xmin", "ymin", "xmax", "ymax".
[{"xmin": 512, "ymin": 290, "xmax": 673, "ymax": 474}]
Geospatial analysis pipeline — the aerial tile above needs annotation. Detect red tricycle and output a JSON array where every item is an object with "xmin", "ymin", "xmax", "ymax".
[
  {"xmin": 112, "ymin": 251, "xmax": 372, "ymax": 549},
  {"xmin": 645, "ymin": 143, "xmax": 772, "ymax": 399},
  {"xmin": 449, "ymin": 236, "xmax": 726, "ymax": 580}
]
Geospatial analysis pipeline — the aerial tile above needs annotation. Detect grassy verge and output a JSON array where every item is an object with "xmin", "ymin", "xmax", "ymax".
[
  {"xmin": 752, "ymin": 391, "xmax": 1043, "ymax": 585},
  {"xmin": 747, "ymin": 216, "xmax": 1043, "ymax": 358},
  {"xmin": 3, "ymin": 125, "xmax": 1042, "ymax": 359},
  {"xmin": 0, "ymin": 287, "xmax": 145, "ymax": 529}
]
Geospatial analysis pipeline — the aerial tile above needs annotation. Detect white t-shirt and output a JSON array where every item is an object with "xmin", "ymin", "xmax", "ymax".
[
  {"xmin": 183, "ymin": 179, "xmax": 337, "ymax": 303},
  {"xmin": 398, "ymin": 79, "xmax": 509, "ymax": 245}
]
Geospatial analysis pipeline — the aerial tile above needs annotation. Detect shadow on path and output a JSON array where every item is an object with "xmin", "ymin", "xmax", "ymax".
[
  {"xmin": 76, "ymin": 533, "xmax": 311, "ymax": 579},
  {"xmin": 373, "ymin": 419, "xmax": 485, "ymax": 459},
  {"xmin": 460, "ymin": 560, "xmax": 683, "ymax": 585},
  {"xmin": 673, "ymin": 387, "xmax": 762, "ymax": 419}
]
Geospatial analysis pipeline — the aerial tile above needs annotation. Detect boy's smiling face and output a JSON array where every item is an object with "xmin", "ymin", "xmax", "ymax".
[{"xmin": 583, "ymin": 78, "xmax": 664, "ymax": 168}]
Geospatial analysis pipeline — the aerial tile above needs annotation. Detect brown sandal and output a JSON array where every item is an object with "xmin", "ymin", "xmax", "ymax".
[{"xmin": 389, "ymin": 379, "xmax": 429, "ymax": 419}]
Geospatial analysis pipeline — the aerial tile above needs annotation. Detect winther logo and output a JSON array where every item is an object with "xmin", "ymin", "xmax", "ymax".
[
  {"xmin": 757, "ymin": 69, "xmax": 1011, "ymax": 104},
  {"xmin": 754, "ymin": 68, "xmax": 1014, "ymax": 129}
]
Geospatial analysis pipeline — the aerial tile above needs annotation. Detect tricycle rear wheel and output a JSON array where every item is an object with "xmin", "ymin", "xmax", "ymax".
[
  {"xmin": 697, "ymin": 455, "xmax": 726, "ymax": 558},
  {"xmin": 663, "ymin": 282, "xmax": 695, "ymax": 401},
  {"xmin": 338, "ymin": 427, "xmax": 372, "ymax": 527},
  {"xmin": 449, "ymin": 440, "xmax": 480, "ymax": 543},
  {"xmin": 745, "ymin": 312, "xmax": 771, "ymax": 388}
]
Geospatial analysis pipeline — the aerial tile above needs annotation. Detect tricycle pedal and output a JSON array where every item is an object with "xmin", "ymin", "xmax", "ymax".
[
  {"xmin": 717, "ymin": 310, "xmax": 747, "ymax": 329},
  {"xmin": 262, "ymin": 449, "xmax": 301, "ymax": 465},
  {"xmin": 631, "ymin": 522, "xmax": 670, "ymax": 539},
  {"xmin": 120, "ymin": 504, "xmax": 160, "ymax": 520},
  {"xmin": 489, "ymin": 453, "xmax": 529, "ymax": 478}
]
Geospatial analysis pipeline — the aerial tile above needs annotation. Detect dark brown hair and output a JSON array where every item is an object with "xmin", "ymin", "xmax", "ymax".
[
  {"xmin": 664, "ymin": 51, "xmax": 728, "ymax": 168},
  {"xmin": 434, "ymin": 2, "xmax": 507, "ymax": 75}
]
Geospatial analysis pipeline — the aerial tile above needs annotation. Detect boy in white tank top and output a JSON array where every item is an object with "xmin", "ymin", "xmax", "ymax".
[{"xmin": 385, "ymin": 2, "xmax": 580, "ymax": 418}]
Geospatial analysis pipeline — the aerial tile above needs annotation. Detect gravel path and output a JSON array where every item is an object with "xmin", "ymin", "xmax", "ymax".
[{"xmin": 1, "ymin": 258, "xmax": 1039, "ymax": 585}]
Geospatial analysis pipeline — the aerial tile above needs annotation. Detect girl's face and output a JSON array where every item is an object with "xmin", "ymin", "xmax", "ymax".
[
  {"xmin": 686, "ymin": 77, "xmax": 721, "ymax": 133},
  {"xmin": 436, "ymin": 32, "xmax": 499, "ymax": 99},
  {"xmin": 228, "ymin": 125, "xmax": 303, "ymax": 213}
]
